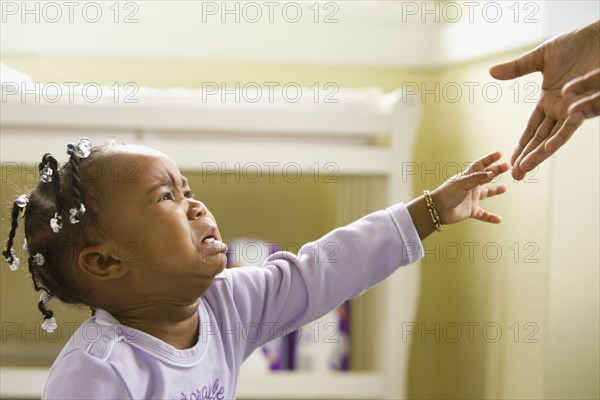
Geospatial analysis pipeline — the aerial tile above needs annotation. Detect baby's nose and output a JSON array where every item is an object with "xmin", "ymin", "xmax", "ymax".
[{"xmin": 188, "ymin": 200, "xmax": 207, "ymax": 219}]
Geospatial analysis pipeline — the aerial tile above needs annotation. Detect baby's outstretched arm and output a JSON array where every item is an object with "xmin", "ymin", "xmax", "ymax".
[
  {"xmin": 407, "ymin": 150, "xmax": 510, "ymax": 240},
  {"xmin": 219, "ymin": 151, "xmax": 509, "ymax": 361}
]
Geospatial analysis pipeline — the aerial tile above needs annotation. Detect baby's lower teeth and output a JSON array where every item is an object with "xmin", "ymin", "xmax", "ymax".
[{"xmin": 204, "ymin": 237, "xmax": 215, "ymax": 244}]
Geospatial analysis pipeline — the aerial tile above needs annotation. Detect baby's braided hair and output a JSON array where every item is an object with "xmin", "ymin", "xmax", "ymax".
[{"xmin": 3, "ymin": 138, "xmax": 108, "ymax": 332}]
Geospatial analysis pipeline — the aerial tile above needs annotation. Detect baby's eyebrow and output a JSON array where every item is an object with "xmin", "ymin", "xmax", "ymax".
[
  {"xmin": 145, "ymin": 176, "xmax": 189, "ymax": 196},
  {"xmin": 145, "ymin": 178, "xmax": 172, "ymax": 196}
]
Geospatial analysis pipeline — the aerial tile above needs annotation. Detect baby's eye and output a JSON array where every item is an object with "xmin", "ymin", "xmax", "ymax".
[
  {"xmin": 157, "ymin": 193, "xmax": 174, "ymax": 202},
  {"xmin": 184, "ymin": 191, "xmax": 195, "ymax": 199}
]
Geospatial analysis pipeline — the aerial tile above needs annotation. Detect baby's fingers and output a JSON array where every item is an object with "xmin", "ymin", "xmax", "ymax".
[
  {"xmin": 473, "ymin": 208, "xmax": 502, "ymax": 224},
  {"xmin": 479, "ymin": 184, "xmax": 508, "ymax": 201},
  {"xmin": 460, "ymin": 161, "xmax": 509, "ymax": 191},
  {"xmin": 459, "ymin": 171, "xmax": 495, "ymax": 191},
  {"xmin": 485, "ymin": 161, "xmax": 510, "ymax": 177},
  {"xmin": 465, "ymin": 151, "xmax": 503, "ymax": 175}
]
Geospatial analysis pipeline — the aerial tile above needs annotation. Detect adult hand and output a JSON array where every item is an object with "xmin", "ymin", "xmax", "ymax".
[
  {"xmin": 562, "ymin": 67, "xmax": 600, "ymax": 121},
  {"xmin": 489, "ymin": 21, "xmax": 599, "ymax": 180}
]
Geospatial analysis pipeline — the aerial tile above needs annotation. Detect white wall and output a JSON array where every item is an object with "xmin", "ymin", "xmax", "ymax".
[{"xmin": 1, "ymin": 1, "xmax": 598, "ymax": 68}]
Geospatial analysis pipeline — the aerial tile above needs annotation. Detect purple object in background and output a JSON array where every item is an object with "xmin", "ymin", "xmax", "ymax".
[{"xmin": 338, "ymin": 301, "xmax": 351, "ymax": 370}]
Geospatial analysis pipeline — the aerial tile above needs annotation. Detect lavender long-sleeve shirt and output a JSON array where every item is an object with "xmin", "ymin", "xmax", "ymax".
[{"xmin": 43, "ymin": 203, "xmax": 423, "ymax": 400}]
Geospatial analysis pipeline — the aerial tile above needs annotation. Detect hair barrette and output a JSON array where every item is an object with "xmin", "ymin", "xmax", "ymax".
[
  {"xmin": 50, "ymin": 213, "xmax": 63, "ymax": 233},
  {"xmin": 73, "ymin": 137, "xmax": 92, "ymax": 159},
  {"xmin": 40, "ymin": 162, "xmax": 53, "ymax": 183},
  {"xmin": 41, "ymin": 317, "xmax": 58, "ymax": 334},
  {"xmin": 39, "ymin": 292, "xmax": 57, "ymax": 333},
  {"xmin": 16, "ymin": 194, "xmax": 28, "ymax": 218},
  {"xmin": 33, "ymin": 253, "xmax": 45, "ymax": 266},
  {"xmin": 3, "ymin": 249, "xmax": 19, "ymax": 271},
  {"xmin": 69, "ymin": 204, "xmax": 86, "ymax": 224},
  {"xmin": 16, "ymin": 194, "xmax": 29, "ymax": 209}
]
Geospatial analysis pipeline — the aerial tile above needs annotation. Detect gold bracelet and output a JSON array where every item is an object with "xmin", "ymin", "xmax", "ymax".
[{"xmin": 423, "ymin": 190, "xmax": 443, "ymax": 232}]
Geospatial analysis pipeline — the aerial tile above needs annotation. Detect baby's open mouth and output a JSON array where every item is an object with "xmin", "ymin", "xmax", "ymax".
[
  {"xmin": 202, "ymin": 236, "xmax": 216, "ymax": 244},
  {"xmin": 198, "ymin": 234, "xmax": 228, "ymax": 255}
]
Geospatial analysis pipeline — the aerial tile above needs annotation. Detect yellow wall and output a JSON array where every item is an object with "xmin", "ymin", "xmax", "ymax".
[
  {"xmin": 1, "ymin": 52, "xmax": 598, "ymax": 399},
  {"xmin": 545, "ymin": 111, "xmax": 599, "ymax": 398},
  {"xmin": 409, "ymin": 53, "xmax": 599, "ymax": 400},
  {"xmin": 410, "ymin": 53, "xmax": 551, "ymax": 399}
]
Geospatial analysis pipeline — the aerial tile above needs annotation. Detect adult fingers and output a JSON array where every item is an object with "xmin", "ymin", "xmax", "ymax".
[
  {"xmin": 511, "ymin": 106, "xmax": 545, "ymax": 166},
  {"xmin": 520, "ymin": 115, "xmax": 582, "ymax": 174},
  {"xmin": 518, "ymin": 140, "xmax": 555, "ymax": 176},
  {"xmin": 518, "ymin": 116, "xmax": 556, "ymax": 162},
  {"xmin": 512, "ymin": 116, "xmax": 557, "ymax": 179},
  {"xmin": 567, "ymin": 92, "xmax": 600, "ymax": 120},
  {"xmin": 562, "ymin": 68, "xmax": 600, "ymax": 99},
  {"xmin": 544, "ymin": 116, "xmax": 583, "ymax": 154}
]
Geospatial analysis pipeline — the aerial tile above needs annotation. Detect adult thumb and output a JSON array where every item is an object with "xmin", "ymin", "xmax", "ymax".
[{"xmin": 489, "ymin": 47, "xmax": 541, "ymax": 80}]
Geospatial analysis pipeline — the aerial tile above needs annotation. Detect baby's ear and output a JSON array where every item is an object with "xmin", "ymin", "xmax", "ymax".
[{"xmin": 77, "ymin": 241, "xmax": 128, "ymax": 280}]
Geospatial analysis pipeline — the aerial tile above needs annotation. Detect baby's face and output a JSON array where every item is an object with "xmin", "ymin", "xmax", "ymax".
[{"xmin": 96, "ymin": 145, "xmax": 227, "ymax": 303}]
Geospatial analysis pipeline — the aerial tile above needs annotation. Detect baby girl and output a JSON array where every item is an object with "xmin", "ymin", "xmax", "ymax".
[{"xmin": 3, "ymin": 138, "xmax": 508, "ymax": 399}]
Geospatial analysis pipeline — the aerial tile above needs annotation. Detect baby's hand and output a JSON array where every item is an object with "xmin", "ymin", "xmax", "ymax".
[{"xmin": 432, "ymin": 151, "xmax": 510, "ymax": 225}]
